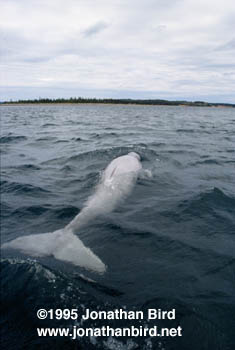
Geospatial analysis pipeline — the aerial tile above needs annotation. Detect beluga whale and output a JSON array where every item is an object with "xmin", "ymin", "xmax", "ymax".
[{"xmin": 2, "ymin": 152, "xmax": 142, "ymax": 273}]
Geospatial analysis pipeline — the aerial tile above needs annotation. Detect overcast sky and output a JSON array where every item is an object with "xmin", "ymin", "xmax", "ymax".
[{"xmin": 1, "ymin": 0, "xmax": 235, "ymax": 102}]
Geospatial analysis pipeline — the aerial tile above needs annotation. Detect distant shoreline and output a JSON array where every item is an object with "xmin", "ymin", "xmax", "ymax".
[
  {"xmin": 1, "ymin": 98, "xmax": 234, "ymax": 108},
  {"xmin": 1, "ymin": 103, "xmax": 234, "ymax": 108}
]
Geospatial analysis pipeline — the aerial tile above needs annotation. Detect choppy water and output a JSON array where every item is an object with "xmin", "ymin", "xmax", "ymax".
[{"xmin": 1, "ymin": 104, "xmax": 235, "ymax": 350}]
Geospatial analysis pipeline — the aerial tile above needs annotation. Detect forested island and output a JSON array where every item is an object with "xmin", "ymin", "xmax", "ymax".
[{"xmin": 1, "ymin": 97, "xmax": 234, "ymax": 108}]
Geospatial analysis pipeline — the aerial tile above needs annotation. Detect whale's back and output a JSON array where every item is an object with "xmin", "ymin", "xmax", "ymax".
[{"xmin": 104, "ymin": 154, "xmax": 142, "ymax": 180}]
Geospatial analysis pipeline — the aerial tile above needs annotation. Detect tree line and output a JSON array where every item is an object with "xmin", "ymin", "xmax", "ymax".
[{"xmin": 2, "ymin": 97, "xmax": 234, "ymax": 108}]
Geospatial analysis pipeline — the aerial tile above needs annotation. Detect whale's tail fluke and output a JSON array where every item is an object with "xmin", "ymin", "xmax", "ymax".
[{"xmin": 2, "ymin": 228, "xmax": 106, "ymax": 273}]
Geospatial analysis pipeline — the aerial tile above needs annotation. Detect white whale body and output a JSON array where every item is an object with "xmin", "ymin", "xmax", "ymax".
[{"xmin": 2, "ymin": 152, "xmax": 142, "ymax": 273}]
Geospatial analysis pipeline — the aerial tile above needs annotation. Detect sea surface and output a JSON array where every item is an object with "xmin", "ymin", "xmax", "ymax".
[{"xmin": 1, "ymin": 104, "xmax": 235, "ymax": 350}]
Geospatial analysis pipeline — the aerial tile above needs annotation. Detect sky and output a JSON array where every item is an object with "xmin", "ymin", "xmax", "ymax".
[{"xmin": 1, "ymin": 0, "xmax": 235, "ymax": 103}]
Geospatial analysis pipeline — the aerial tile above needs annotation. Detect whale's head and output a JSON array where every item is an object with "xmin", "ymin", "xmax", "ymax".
[{"xmin": 128, "ymin": 152, "xmax": 141, "ymax": 161}]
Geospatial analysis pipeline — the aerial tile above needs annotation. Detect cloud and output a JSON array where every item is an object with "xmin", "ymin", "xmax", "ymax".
[
  {"xmin": 1, "ymin": 0, "xmax": 235, "ymax": 102},
  {"xmin": 83, "ymin": 21, "xmax": 108, "ymax": 37},
  {"xmin": 215, "ymin": 38, "xmax": 235, "ymax": 51}
]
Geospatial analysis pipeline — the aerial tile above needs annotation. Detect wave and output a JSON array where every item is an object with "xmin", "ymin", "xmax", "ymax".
[
  {"xmin": 36, "ymin": 137, "xmax": 57, "ymax": 141},
  {"xmin": 0, "ymin": 258, "xmax": 166, "ymax": 350},
  {"xmin": 0, "ymin": 135, "xmax": 27, "ymax": 143},
  {"xmin": 155, "ymin": 187, "xmax": 235, "ymax": 238},
  {"xmin": 65, "ymin": 144, "xmax": 159, "ymax": 164},
  {"xmin": 13, "ymin": 205, "xmax": 49, "ymax": 217},
  {"xmin": 39, "ymin": 145, "xmax": 159, "ymax": 171},
  {"xmin": 54, "ymin": 139, "xmax": 69, "ymax": 143},
  {"xmin": 1, "ymin": 202, "xmax": 12, "ymax": 218},
  {"xmin": 180, "ymin": 187, "xmax": 235, "ymax": 211},
  {"xmin": 191, "ymin": 159, "xmax": 221, "ymax": 166},
  {"xmin": 1, "ymin": 257, "xmax": 229, "ymax": 350},
  {"xmin": 42, "ymin": 123, "xmax": 57, "ymax": 128},
  {"xmin": 74, "ymin": 273, "xmax": 124, "ymax": 297},
  {"xmin": 1, "ymin": 180, "xmax": 50, "ymax": 195},
  {"xmin": 176, "ymin": 128, "xmax": 196, "ymax": 133},
  {"xmin": 71, "ymin": 137, "xmax": 85, "ymax": 141},
  {"xmin": 11, "ymin": 164, "xmax": 40, "ymax": 171}
]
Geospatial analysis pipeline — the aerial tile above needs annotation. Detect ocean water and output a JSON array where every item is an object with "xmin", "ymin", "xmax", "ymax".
[{"xmin": 1, "ymin": 104, "xmax": 235, "ymax": 350}]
